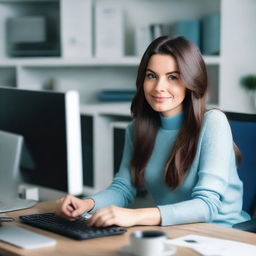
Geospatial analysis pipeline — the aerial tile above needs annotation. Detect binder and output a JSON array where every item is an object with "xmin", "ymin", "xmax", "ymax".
[
  {"xmin": 61, "ymin": 0, "xmax": 92, "ymax": 58},
  {"xmin": 135, "ymin": 26, "xmax": 151, "ymax": 57},
  {"xmin": 95, "ymin": 1, "xmax": 124, "ymax": 57},
  {"xmin": 201, "ymin": 13, "xmax": 220, "ymax": 55}
]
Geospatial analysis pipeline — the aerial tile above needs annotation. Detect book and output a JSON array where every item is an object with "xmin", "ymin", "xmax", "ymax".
[
  {"xmin": 135, "ymin": 26, "xmax": 151, "ymax": 57},
  {"xmin": 98, "ymin": 90, "xmax": 135, "ymax": 102},
  {"xmin": 150, "ymin": 24, "xmax": 164, "ymax": 40}
]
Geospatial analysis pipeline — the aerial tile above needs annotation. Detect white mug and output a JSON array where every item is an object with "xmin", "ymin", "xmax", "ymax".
[{"xmin": 129, "ymin": 230, "xmax": 176, "ymax": 256}]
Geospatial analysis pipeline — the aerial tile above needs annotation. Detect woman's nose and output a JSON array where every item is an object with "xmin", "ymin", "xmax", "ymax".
[{"xmin": 155, "ymin": 77, "xmax": 167, "ymax": 92}]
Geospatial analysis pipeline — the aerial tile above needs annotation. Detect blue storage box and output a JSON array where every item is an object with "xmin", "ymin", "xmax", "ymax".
[
  {"xmin": 170, "ymin": 20, "xmax": 200, "ymax": 48},
  {"xmin": 201, "ymin": 13, "xmax": 220, "ymax": 55}
]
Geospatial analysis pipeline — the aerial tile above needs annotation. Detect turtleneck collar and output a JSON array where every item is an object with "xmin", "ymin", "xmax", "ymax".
[{"xmin": 159, "ymin": 112, "xmax": 184, "ymax": 131}]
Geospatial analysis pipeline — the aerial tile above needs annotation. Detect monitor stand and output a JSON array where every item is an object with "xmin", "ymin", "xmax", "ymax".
[{"xmin": 0, "ymin": 130, "xmax": 37, "ymax": 213}]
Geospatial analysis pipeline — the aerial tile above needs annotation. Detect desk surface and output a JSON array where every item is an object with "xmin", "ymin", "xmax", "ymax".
[{"xmin": 1, "ymin": 201, "xmax": 256, "ymax": 256}]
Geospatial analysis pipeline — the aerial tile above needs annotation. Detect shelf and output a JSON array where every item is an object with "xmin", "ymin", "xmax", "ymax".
[
  {"xmin": 0, "ymin": 57, "xmax": 139, "ymax": 67},
  {"xmin": 0, "ymin": 62, "xmax": 16, "ymax": 68},
  {"xmin": 0, "ymin": 55, "xmax": 221, "ymax": 68},
  {"xmin": 207, "ymin": 103, "xmax": 219, "ymax": 109},
  {"xmin": 80, "ymin": 102, "xmax": 131, "ymax": 116},
  {"xmin": 0, "ymin": 0, "xmax": 58, "ymax": 2},
  {"xmin": 80, "ymin": 102, "xmax": 220, "ymax": 117},
  {"xmin": 203, "ymin": 55, "xmax": 221, "ymax": 65}
]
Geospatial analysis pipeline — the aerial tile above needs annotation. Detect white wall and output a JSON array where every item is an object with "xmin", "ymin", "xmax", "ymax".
[{"xmin": 220, "ymin": 0, "xmax": 256, "ymax": 113}]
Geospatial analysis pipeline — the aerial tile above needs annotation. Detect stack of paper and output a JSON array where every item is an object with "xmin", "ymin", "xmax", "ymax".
[{"xmin": 169, "ymin": 234, "xmax": 256, "ymax": 256}]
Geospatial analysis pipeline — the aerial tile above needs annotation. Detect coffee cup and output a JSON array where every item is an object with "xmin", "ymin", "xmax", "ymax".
[{"xmin": 128, "ymin": 230, "xmax": 176, "ymax": 256}]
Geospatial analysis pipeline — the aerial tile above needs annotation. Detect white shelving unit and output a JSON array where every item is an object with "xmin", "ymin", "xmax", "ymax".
[
  {"xmin": 80, "ymin": 103, "xmax": 130, "ymax": 194},
  {"xmin": 0, "ymin": 0, "xmax": 255, "ymax": 111},
  {"xmin": 0, "ymin": 0, "xmax": 255, "ymax": 193},
  {"xmin": 0, "ymin": 0, "xmax": 222, "ymax": 105},
  {"xmin": 0, "ymin": 55, "xmax": 221, "ymax": 67}
]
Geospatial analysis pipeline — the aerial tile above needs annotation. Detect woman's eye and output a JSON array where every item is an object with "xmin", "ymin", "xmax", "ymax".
[
  {"xmin": 168, "ymin": 75, "xmax": 178, "ymax": 80},
  {"xmin": 146, "ymin": 73, "xmax": 157, "ymax": 79}
]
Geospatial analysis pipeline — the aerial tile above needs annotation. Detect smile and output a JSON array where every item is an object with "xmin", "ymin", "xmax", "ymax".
[{"xmin": 152, "ymin": 96, "xmax": 173, "ymax": 102}]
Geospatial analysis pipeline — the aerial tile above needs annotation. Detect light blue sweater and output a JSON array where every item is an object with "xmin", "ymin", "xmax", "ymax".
[{"xmin": 90, "ymin": 110, "xmax": 250, "ymax": 227}]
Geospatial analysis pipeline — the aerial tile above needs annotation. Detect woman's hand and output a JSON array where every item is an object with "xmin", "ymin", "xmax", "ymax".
[
  {"xmin": 55, "ymin": 194, "xmax": 94, "ymax": 220},
  {"xmin": 87, "ymin": 206, "xmax": 138, "ymax": 227},
  {"xmin": 87, "ymin": 206, "xmax": 161, "ymax": 227}
]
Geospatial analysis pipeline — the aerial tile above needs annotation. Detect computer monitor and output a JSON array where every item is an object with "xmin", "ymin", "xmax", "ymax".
[{"xmin": 0, "ymin": 87, "xmax": 83, "ymax": 200}]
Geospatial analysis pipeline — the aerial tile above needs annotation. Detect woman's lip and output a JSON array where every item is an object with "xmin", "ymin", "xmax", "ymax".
[
  {"xmin": 152, "ymin": 96, "xmax": 173, "ymax": 102},
  {"xmin": 153, "ymin": 96, "xmax": 170, "ymax": 98},
  {"xmin": 152, "ymin": 96, "xmax": 172, "ymax": 100}
]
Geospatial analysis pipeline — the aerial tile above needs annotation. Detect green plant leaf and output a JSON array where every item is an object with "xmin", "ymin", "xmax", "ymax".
[{"xmin": 240, "ymin": 75, "xmax": 256, "ymax": 90}]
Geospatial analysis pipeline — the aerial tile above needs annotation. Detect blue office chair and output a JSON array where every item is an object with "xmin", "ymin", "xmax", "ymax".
[{"xmin": 225, "ymin": 112, "xmax": 256, "ymax": 232}]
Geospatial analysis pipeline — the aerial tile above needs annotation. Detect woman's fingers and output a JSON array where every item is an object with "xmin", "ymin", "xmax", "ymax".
[
  {"xmin": 94, "ymin": 214, "xmax": 113, "ymax": 227},
  {"xmin": 87, "ymin": 208, "xmax": 107, "ymax": 226},
  {"xmin": 56, "ymin": 195, "xmax": 80, "ymax": 219},
  {"xmin": 87, "ymin": 206, "xmax": 120, "ymax": 227},
  {"xmin": 61, "ymin": 196, "xmax": 74, "ymax": 217},
  {"xmin": 71, "ymin": 205, "xmax": 87, "ymax": 218},
  {"xmin": 87, "ymin": 206, "xmax": 137, "ymax": 227}
]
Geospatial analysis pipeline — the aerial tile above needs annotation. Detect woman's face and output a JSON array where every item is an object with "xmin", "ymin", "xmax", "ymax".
[{"xmin": 143, "ymin": 54, "xmax": 187, "ymax": 117}]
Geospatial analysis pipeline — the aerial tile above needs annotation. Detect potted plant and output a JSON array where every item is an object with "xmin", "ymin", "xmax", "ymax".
[{"xmin": 240, "ymin": 75, "xmax": 256, "ymax": 110}]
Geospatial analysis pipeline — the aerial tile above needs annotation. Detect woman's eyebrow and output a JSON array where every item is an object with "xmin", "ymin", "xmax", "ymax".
[
  {"xmin": 166, "ymin": 71, "xmax": 180, "ymax": 75},
  {"xmin": 146, "ymin": 68, "xmax": 156, "ymax": 73},
  {"xmin": 146, "ymin": 68, "xmax": 180, "ymax": 75}
]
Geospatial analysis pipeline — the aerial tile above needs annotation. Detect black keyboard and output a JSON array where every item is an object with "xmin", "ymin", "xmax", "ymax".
[{"xmin": 19, "ymin": 213, "xmax": 127, "ymax": 240}]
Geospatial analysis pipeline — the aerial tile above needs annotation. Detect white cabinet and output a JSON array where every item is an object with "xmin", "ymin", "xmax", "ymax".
[{"xmin": 80, "ymin": 103, "xmax": 131, "ymax": 194}]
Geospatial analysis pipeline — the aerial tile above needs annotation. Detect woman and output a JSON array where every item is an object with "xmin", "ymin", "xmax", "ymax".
[{"xmin": 56, "ymin": 36, "xmax": 250, "ymax": 227}]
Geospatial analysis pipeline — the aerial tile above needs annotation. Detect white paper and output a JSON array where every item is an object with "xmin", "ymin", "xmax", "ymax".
[{"xmin": 169, "ymin": 234, "xmax": 256, "ymax": 256}]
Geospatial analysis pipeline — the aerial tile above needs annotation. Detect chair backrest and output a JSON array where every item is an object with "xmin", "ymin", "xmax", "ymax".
[{"xmin": 225, "ymin": 112, "xmax": 256, "ymax": 217}]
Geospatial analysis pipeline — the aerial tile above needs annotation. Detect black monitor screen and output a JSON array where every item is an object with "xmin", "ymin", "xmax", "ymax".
[{"xmin": 0, "ymin": 87, "xmax": 69, "ymax": 192}]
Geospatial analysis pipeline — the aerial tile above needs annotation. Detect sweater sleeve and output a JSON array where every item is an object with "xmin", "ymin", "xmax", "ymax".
[
  {"xmin": 88, "ymin": 123, "xmax": 137, "ymax": 212},
  {"xmin": 158, "ymin": 110, "xmax": 236, "ymax": 226}
]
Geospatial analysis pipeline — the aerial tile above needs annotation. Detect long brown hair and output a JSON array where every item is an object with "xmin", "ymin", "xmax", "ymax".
[{"xmin": 130, "ymin": 36, "xmax": 208, "ymax": 189}]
